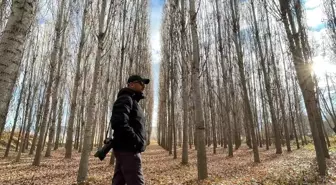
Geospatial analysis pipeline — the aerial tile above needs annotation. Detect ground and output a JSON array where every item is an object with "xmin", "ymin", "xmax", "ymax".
[{"xmin": 0, "ymin": 140, "xmax": 336, "ymax": 185}]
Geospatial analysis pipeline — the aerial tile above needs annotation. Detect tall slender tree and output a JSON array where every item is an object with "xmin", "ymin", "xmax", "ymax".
[
  {"xmin": 0, "ymin": 0, "xmax": 38, "ymax": 140},
  {"xmin": 189, "ymin": 0, "xmax": 208, "ymax": 179}
]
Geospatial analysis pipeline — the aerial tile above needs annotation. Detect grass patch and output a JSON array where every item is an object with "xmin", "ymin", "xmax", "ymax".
[{"xmin": 304, "ymin": 143, "xmax": 315, "ymax": 151}]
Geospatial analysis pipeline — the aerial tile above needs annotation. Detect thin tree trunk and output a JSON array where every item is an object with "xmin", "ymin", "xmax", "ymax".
[
  {"xmin": 118, "ymin": 0, "xmax": 127, "ymax": 88},
  {"xmin": 325, "ymin": 74, "xmax": 336, "ymax": 131},
  {"xmin": 91, "ymin": 106, "xmax": 98, "ymax": 151},
  {"xmin": 65, "ymin": 0, "xmax": 89, "ymax": 159},
  {"xmin": 4, "ymin": 64, "xmax": 29, "ymax": 158},
  {"xmin": 16, "ymin": 64, "xmax": 34, "ymax": 159},
  {"xmin": 231, "ymin": 0, "xmax": 259, "ymax": 162},
  {"xmin": 206, "ymin": 58, "xmax": 217, "ymax": 154},
  {"xmin": 181, "ymin": 34, "xmax": 189, "ymax": 163},
  {"xmin": 170, "ymin": 49, "xmax": 177, "ymax": 159},
  {"xmin": 260, "ymin": 0, "xmax": 282, "ymax": 154},
  {"xmin": 78, "ymin": 116, "xmax": 84, "ymax": 153},
  {"xmin": 279, "ymin": 0, "xmax": 327, "ymax": 175},
  {"xmin": 42, "ymin": 111, "xmax": 52, "ymax": 151},
  {"xmin": 33, "ymin": 63, "xmax": 53, "ymax": 165},
  {"xmin": 23, "ymin": 80, "xmax": 38, "ymax": 151},
  {"xmin": 272, "ymin": 58, "xmax": 291, "ymax": 152},
  {"xmin": 167, "ymin": 60, "xmax": 172, "ymax": 155},
  {"xmin": 15, "ymin": 104, "xmax": 28, "ymax": 162},
  {"xmin": 29, "ymin": 92, "xmax": 45, "ymax": 155},
  {"xmin": 21, "ymin": 69, "xmax": 35, "ymax": 154},
  {"xmin": 16, "ymin": 125, "xmax": 23, "ymax": 152},
  {"xmin": 189, "ymin": 0, "xmax": 208, "ymax": 179},
  {"xmin": 45, "ymin": 0, "xmax": 66, "ymax": 157},
  {"xmin": 281, "ymin": 47, "xmax": 299, "ymax": 150},
  {"xmin": 54, "ymin": 10, "xmax": 67, "ymax": 151},
  {"xmin": 23, "ymin": 48, "xmax": 39, "ymax": 152},
  {"xmin": 54, "ymin": 97, "xmax": 64, "ymax": 150},
  {"xmin": 77, "ymin": 0, "xmax": 109, "ymax": 182},
  {"xmin": 322, "ymin": 122, "xmax": 331, "ymax": 147}
]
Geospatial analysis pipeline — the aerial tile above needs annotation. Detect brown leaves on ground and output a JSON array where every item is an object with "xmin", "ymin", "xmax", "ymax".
[{"xmin": 0, "ymin": 141, "xmax": 335, "ymax": 185}]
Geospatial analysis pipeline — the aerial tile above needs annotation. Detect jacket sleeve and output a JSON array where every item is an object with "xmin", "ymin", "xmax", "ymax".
[{"xmin": 111, "ymin": 95, "xmax": 140, "ymax": 144}]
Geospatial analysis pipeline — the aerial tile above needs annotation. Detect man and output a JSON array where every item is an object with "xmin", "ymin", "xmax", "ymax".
[{"xmin": 111, "ymin": 75, "xmax": 149, "ymax": 185}]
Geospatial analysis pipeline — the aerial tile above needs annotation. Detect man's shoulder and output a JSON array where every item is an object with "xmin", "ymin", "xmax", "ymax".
[
  {"xmin": 118, "ymin": 93, "xmax": 134, "ymax": 100},
  {"xmin": 114, "ymin": 94, "xmax": 134, "ymax": 106}
]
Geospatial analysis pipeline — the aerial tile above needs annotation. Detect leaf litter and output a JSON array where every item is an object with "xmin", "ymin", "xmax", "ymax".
[{"xmin": 0, "ymin": 142, "xmax": 335, "ymax": 185}]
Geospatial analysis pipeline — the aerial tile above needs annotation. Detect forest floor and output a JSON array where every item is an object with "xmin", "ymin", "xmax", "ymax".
[{"xmin": 0, "ymin": 139, "xmax": 336, "ymax": 185}]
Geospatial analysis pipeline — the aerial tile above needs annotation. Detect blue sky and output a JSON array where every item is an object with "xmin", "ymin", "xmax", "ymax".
[
  {"xmin": 150, "ymin": 0, "xmax": 164, "ymax": 127},
  {"xmin": 304, "ymin": 0, "xmax": 327, "ymax": 32}
]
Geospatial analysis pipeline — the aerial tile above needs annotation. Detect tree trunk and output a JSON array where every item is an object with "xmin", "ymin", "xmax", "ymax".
[
  {"xmin": 322, "ymin": 123, "xmax": 331, "ymax": 147},
  {"xmin": 29, "ymin": 92, "xmax": 45, "ymax": 155},
  {"xmin": 54, "ymin": 97, "xmax": 64, "ymax": 150},
  {"xmin": 167, "ymin": 61, "xmax": 172, "ymax": 155},
  {"xmin": 259, "ymin": 0, "xmax": 282, "ymax": 154},
  {"xmin": 118, "ymin": 0, "xmax": 127, "ymax": 88},
  {"xmin": 21, "ymin": 71, "xmax": 34, "ymax": 154},
  {"xmin": 231, "ymin": 0, "xmax": 260, "ymax": 162},
  {"xmin": 42, "ymin": 111, "xmax": 52, "ymax": 151},
  {"xmin": 16, "ymin": 125, "xmax": 23, "ymax": 152},
  {"xmin": 90, "ymin": 106, "xmax": 98, "ymax": 151},
  {"xmin": 279, "ymin": 0, "xmax": 327, "ymax": 175},
  {"xmin": 23, "ymin": 81, "xmax": 38, "ymax": 152},
  {"xmin": 33, "ymin": 59, "xmax": 55, "ymax": 165},
  {"xmin": 22, "ymin": 50, "xmax": 39, "ymax": 152},
  {"xmin": 272, "ymin": 59, "xmax": 291, "ymax": 152},
  {"xmin": 77, "ymin": 0, "xmax": 108, "ymax": 182},
  {"xmin": 189, "ymin": 0, "xmax": 208, "ymax": 179},
  {"xmin": 15, "ymin": 104, "xmax": 28, "ymax": 162},
  {"xmin": 45, "ymin": 0, "xmax": 66, "ymax": 157},
  {"xmin": 206, "ymin": 58, "xmax": 217, "ymax": 154},
  {"xmin": 170, "ymin": 56, "xmax": 177, "ymax": 159},
  {"xmin": 258, "ymin": 63, "xmax": 269, "ymax": 150},
  {"xmin": 16, "ymin": 67, "xmax": 33, "ymax": 160},
  {"xmin": 0, "ymin": 0, "xmax": 37, "ymax": 140},
  {"xmin": 54, "ymin": 8, "xmax": 67, "ymax": 151},
  {"xmin": 281, "ymin": 47, "xmax": 299, "ymax": 150},
  {"xmin": 4, "ymin": 64, "xmax": 29, "ymax": 158},
  {"xmin": 65, "ymin": 0, "xmax": 88, "ymax": 159},
  {"xmin": 325, "ymin": 74, "xmax": 336, "ymax": 132},
  {"xmin": 0, "ymin": 0, "xmax": 9, "ymax": 30}
]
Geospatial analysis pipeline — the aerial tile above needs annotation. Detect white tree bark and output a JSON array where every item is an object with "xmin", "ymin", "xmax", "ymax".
[
  {"xmin": 65, "ymin": 0, "xmax": 89, "ymax": 158},
  {"xmin": 0, "ymin": 0, "xmax": 37, "ymax": 140},
  {"xmin": 45, "ymin": 0, "xmax": 66, "ymax": 157},
  {"xmin": 77, "ymin": 0, "xmax": 109, "ymax": 182}
]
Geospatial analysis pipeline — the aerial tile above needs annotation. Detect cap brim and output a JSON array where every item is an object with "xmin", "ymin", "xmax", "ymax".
[{"xmin": 142, "ymin": 79, "xmax": 150, "ymax": 84}]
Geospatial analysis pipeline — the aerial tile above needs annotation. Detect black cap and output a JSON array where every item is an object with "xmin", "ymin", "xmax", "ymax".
[{"xmin": 127, "ymin": 75, "xmax": 150, "ymax": 84}]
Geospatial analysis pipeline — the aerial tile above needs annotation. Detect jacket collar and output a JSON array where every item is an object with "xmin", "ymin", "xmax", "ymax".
[{"xmin": 117, "ymin": 88, "xmax": 145, "ymax": 102}]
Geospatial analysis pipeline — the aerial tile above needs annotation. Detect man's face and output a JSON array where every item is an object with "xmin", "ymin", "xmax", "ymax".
[{"xmin": 129, "ymin": 81, "xmax": 145, "ymax": 92}]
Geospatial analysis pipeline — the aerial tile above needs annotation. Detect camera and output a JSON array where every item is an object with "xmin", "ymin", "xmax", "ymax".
[{"xmin": 94, "ymin": 138, "xmax": 114, "ymax": 161}]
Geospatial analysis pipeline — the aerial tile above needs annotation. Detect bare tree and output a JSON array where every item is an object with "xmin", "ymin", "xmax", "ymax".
[
  {"xmin": 230, "ymin": 0, "xmax": 260, "ymax": 162},
  {"xmin": 65, "ymin": 0, "xmax": 89, "ymax": 158},
  {"xmin": 77, "ymin": 0, "xmax": 111, "ymax": 182},
  {"xmin": 45, "ymin": 0, "xmax": 67, "ymax": 157},
  {"xmin": 277, "ymin": 0, "xmax": 328, "ymax": 175},
  {"xmin": 4, "ymin": 59, "xmax": 29, "ymax": 158},
  {"xmin": 189, "ymin": 0, "xmax": 208, "ymax": 179}
]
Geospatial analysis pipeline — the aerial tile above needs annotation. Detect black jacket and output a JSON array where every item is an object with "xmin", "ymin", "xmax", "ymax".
[{"xmin": 111, "ymin": 88, "xmax": 147, "ymax": 153}]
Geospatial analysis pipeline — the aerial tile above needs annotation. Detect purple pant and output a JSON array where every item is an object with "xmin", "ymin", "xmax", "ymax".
[{"xmin": 112, "ymin": 151, "xmax": 145, "ymax": 185}]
